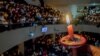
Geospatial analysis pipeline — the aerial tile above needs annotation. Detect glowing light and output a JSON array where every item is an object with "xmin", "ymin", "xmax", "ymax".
[
  {"xmin": 29, "ymin": 32, "xmax": 34, "ymax": 37},
  {"xmin": 66, "ymin": 15, "xmax": 70, "ymax": 24}
]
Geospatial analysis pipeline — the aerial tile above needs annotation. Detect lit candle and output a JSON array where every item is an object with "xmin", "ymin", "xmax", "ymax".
[
  {"xmin": 67, "ymin": 25, "xmax": 74, "ymax": 37},
  {"xmin": 66, "ymin": 15, "xmax": 74, "ymax": 37}
]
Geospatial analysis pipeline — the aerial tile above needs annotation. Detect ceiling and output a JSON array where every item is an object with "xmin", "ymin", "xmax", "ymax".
[{"xmin": 44, "ymin": 0, "xmax": 100, "ymax": 7}]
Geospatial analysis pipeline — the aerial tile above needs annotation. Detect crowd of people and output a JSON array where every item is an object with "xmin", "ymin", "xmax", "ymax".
[
  {"xmin": 84, "ymin": 13, "xmax": 100, "ymax": 25},
  {"xmin": 0, "ymin": 1, "xmax": 63, "ymax": 32},
  {"xmin": 25, "ymin": 33, "xmax": 71, "ymax": 56},
  {"xmin": 78, "ymin": 6, "xmax": 100, "ymax": 26},
  {"xmin": 2, "ymin": 32, "xmax": 100, "ymax": 56},
  {"xmin": 82, "ymin": 32, "xmax": 100, "ymax": 47},
  {"xmin": 77, "ymin": 14, "xmax": 100, "ymax": 28}
]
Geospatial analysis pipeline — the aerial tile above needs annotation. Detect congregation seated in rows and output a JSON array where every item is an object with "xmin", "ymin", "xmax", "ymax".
[{"xmin": 0, "ymin": 1, "xmax": 62, "ymax": 32}]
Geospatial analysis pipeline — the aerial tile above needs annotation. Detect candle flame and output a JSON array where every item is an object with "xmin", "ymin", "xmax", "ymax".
[{"xmin": 66, "ymin": 15, "xmax": 70, "ymax": 24}]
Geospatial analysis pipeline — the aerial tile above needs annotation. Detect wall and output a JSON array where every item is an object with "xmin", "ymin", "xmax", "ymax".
[{"xmin": 0, "ymin": 24, "xmax": 100, "ymax": 54}]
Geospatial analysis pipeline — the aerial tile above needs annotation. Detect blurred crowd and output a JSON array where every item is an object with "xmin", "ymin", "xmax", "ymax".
[
  {"xmin": 78, "ymin": 14, "xmax": 100, "ymax": 28},
  {"xmin": 78, "ymin": 6, "xmax": 100, "ymax": 25},
  {"xmin": 25, "ymin": 33, "xmax": 71, "ymax": 56},
  {"xmin": 25, "ymin": 32, "xmax": 100, "ymax": 56},
  {"xmin": 84, "ymin": 13, "xmax": 100, "ymax": 24},
  {"xmin": 1, "ymin": 32, "xmax": 100, "ymax": 56},
  {"xmin": 0, "ymin": 1, "xmax": 62, "ymax": 32},
  {"xmin": 82, "ymin": 32, "xmax": 100, "ymax": 47}
]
